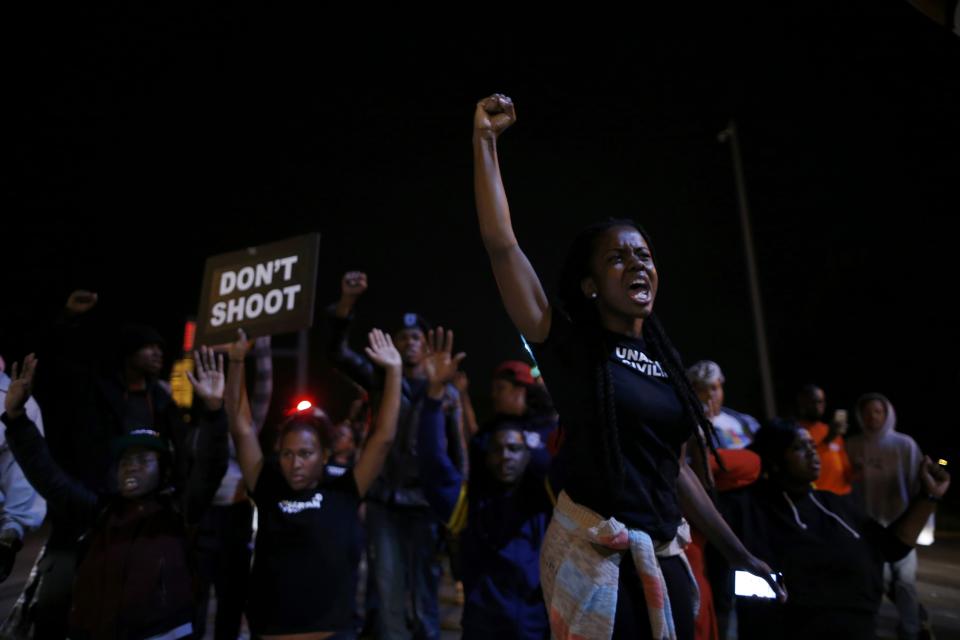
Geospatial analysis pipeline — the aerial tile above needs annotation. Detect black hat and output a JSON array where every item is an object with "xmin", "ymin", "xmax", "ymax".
[
  {"xmin": 110, "ymin": 428, "xmax": 171, "ymax": 460},
  {"xmin": 119, "ymin": 324, "xmax": 165, "ymax": 357},
  {"xmin": 393, "ymin": 312, "xmax": 431, "ymax": 335}
]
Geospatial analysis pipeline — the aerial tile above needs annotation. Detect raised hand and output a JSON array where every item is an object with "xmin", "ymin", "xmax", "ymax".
[
  {"xmin": 474, "ymin": 94, "xmax": 517, "ymax": 141},
  {"xmin": 65, "ymin": 290, "xmax": 98, "ymax": 317},
  {"xmin": 354, "ymin": 329, "xmax": 403, "ymax": 496},
  {"xmin": 423, "ymin": 327, "xmax": 466, "ymax": 398},
  {"xmin": 3, "ymin": 355, "xmax": 38, "ymax": 418},
  {"xmin": 341, "ymin": 271, "xmax": 368, "ymax": 299},
  {"xmin": 365, "ymin": 329, "xmax": 401, "ymax": 372},
  {"xmin": 186, "ymin": 346, "xmax": 225, "ymax": 411},
  {"xmin": 226, "ymin": 328, "xmax": 253, "ymax": 363},
  {"xmin": 920, "ymin": 456, "xmax": 950, "ymax": 500},
  {"xmin": 335, "ymin": 271, "xmax": 368, "ymax": 318}
]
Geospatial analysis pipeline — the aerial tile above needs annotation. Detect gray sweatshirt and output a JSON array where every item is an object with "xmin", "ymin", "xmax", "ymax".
[{"xmin": 846, "ymin": 394, "xmax": 923, "ymax": 528}]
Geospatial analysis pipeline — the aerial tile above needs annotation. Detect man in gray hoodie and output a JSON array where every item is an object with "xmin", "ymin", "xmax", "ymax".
[{"xmin": 847, "ymin": 393, "xmax": 926, "ymax": 640}]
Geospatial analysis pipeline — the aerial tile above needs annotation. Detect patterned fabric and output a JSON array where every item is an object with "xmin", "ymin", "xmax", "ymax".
[{"xmin": 540, "ymin": 491, "xmax": 699, "ymax": 640}]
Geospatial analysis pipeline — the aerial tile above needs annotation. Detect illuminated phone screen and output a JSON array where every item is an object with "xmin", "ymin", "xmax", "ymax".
[{"xmin": 734, "ymin": 571, "xmax": 778, "ymax": 599}]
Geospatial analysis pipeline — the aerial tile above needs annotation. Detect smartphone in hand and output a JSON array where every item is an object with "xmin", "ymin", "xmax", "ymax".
[{"xmin": 734, "ymin": 570, "xmax": 782, "ymax": 599}]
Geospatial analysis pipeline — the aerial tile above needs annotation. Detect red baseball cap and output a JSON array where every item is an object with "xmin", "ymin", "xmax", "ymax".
[{"xmin": 492, "ymin": 360, "xmax": 537, "ymax": 386}]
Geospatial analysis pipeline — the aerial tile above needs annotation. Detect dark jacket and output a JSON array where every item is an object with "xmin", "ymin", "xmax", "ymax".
[
  {"xmin": 326, "ymin": 308, "xmax": 464, "ymax": 507},
  {"xmin": 1, "ymin": 408, "xmax": 228, "ymax": 640},
  {"xmin": 32, "ymin": 312, "xmax": 203, "ymax": 548},
  {"xmin": 419, "ymin": 398, "xmax": 552, "ymax": 640}
]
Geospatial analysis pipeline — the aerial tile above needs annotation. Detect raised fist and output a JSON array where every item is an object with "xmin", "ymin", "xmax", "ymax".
[
  {"xmin": 341, "ymin": 271, "xmax": 368, "ymax": 299},
  {"xmin": 474, "ymin": 94, "xmax": 517, "ymax": 141}
]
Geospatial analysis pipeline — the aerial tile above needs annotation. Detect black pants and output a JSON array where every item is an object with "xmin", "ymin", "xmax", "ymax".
[
  {"xmin": 613, "ymin": 553, "xmax": 695, "ymax": 640},
  {"xmin": 195, "ymin": 500, "xmax": 254, "ymax": 640},
  {"xmin": 31, "ymin": 547, "xmax": 77, "ymax": 639},
  {"xmin": 737, "ymin": 600, "xmax": 876, "ymax": 640}
]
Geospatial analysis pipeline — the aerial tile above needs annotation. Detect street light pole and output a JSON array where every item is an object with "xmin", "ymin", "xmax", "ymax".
[{"xmin": 718, "ymin": 120, "xmax": 777, "ymax": 419}]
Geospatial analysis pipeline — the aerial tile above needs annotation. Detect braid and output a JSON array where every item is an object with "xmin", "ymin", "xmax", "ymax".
[
  {"xmin": 557, "ymin": 217, "xmax": 719, "ymax": 498},
  {"xmin": 643, "ymin": 314, "xmax": 722, "ymax": 491},
  {"xmin": 596, "ymin": 354, "xmax": 625, "ymax": 495}
]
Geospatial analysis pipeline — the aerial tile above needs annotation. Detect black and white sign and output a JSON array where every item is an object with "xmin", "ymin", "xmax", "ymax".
[{"xmin": 196, "ymin": 233, "xmax": 320, "ymax": 344}]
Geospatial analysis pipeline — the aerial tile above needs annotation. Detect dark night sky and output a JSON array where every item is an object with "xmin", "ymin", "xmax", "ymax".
[{"xmin": 6, "ymin": 5, "xmax": 959, "ymax": 462}]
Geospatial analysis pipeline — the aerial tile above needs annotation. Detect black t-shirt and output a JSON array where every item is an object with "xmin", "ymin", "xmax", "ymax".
[
  {"xmin": 122, "ymin": 389, "xmax": 154, "ymax": 432},
  {"xmin": 532, "ymin": 310, "xmax": 691, "ymax": 541},
  {"xmin": 247, "ymin": 460, "xmax": 361, "ymax": 635}
]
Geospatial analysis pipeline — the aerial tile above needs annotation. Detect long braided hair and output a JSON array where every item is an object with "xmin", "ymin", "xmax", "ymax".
[{"xmin": 557, "ymin": 219, "xmax": 721, "ymax": 493}]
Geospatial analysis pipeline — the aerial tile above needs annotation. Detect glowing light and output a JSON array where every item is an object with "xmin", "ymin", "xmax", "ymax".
[
  {"xmin": 182, "ymin": 320, "xmax": 197, "ymax": 353},
  {"xmin": 296, "ymin": 400, "xmax": 313, "ymax": 412},
  {"xmin": 170, "ymin": 358, "xmax": 195, "ymax": 409}
]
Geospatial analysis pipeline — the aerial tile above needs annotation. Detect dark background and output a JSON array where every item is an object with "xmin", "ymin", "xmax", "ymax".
[{"xmin": 5, "ymin": 4, "xmax": 958, "ymax": 465}]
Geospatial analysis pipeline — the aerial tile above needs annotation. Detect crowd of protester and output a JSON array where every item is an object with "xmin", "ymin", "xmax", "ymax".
[{"xmin": 0, "ymin": 94, "xmax": 950, "ymax": 640}]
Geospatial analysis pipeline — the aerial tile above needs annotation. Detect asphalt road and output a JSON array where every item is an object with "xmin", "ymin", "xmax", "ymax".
[{"xmin": 3, "ymin": 509, "xmax": 958, "ymax": 639}]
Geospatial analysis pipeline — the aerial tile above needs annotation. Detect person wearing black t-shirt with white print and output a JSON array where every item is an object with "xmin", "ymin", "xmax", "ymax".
[
  {"xmin": 473, "ymin": 93, "xmax": 784, "ymax": 639},
  {"xmin": 224, "ymin": 328, "xmax": 402, "ymax": 640}
]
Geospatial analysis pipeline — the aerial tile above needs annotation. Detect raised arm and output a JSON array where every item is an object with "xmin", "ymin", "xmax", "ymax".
[
  {"xmin": 248, "ymin": 335, "xmax": 273, "ymax": 432},
  {"xmin": 2, "ymin": 356, "xmax": 99, "ymax": 529},
  {"xmin": 31, "ymin": 290, "xmax": 103, "ymax": 407},
  {"xmin": 453, "ymin": 371, "xmax": 480, "ymax": 438},
  {"xmin": 325, "ymin": 272, "xmax": 377, "ymax": 390},
  {"xmin": 418, "ymin": 328, "xmax": 469, "ymax": 521},
  {"xmin": 182, "ymin": 347, "xmax": 229, "ymax": 524},
  {"xmin": 222, "ymin": 330, "xmax": 263, "ymax": 492},
  {"xmin": 352, "ymin": 329, "xmax": 402, "ymax": 496},
  {"xmin": 474, "ymin": 94, "xmax": 551, "ymax": 342},
  {"xmin": 891, "ymin": 456, "xmax": 950, "ymax": 547}
]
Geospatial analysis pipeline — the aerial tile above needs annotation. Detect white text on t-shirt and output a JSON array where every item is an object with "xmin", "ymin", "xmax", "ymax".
[
  {"xmin": 614, "ymin": 346, "xmax": 668, "ymax": 379},
  {"xmin": 278, "ymin": 492, "xmax": 323, "ymax": 514}
]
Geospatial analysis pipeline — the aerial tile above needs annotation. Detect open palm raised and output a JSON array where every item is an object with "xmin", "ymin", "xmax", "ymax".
[{"xmin": 423, "ymin": 327, "xmax": 466, "ymax": 391}]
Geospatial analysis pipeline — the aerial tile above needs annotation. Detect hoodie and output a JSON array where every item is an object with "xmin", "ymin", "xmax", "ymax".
[
  {"xmin": 720, "ymin": 479, "xmax": 911, "ymax": 640},
  {"xmin": 846, "ymin": 394, "xmax": 923, "ymax": 527}
]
